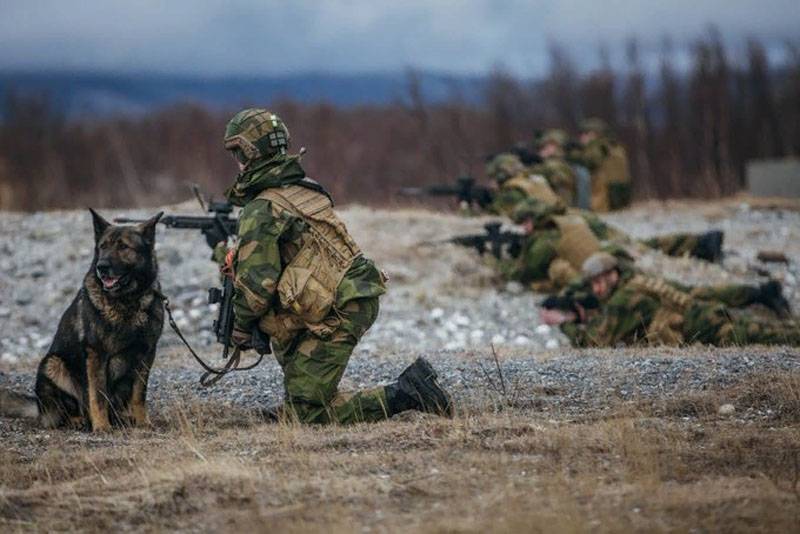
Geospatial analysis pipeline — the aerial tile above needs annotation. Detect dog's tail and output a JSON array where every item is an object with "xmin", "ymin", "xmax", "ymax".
[{"xmin": 0, "ymin": 388, "xmax": 39, "ymax": 419}]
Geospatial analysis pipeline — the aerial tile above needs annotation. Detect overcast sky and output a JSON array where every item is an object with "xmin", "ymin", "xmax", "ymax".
[{"xmin": 1, "ymin": 1, "xmax": 798, "ymax": 76}]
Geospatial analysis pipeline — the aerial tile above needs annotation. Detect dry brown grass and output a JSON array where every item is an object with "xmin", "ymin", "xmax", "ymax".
[{"xmin": 2, "ymin": 371, "xmax": 800, "ymax": 533}]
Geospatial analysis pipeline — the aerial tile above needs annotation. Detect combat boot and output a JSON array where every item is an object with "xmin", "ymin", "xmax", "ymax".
[
  {"xmin": 756, "ymin": 280, "xmax": 792, "ymax": 318},
  {"xmin": 385, "ymin": 357, "xmax": 454, "ymax": 417},
  {"xmin": 692, "ymin": 230, "xmax": 724, "ymax": 263}
]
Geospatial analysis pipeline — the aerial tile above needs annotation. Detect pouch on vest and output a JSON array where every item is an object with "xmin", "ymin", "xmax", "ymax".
[
  {"xmin": 552, "ymin": 215, "xmax": 601, "ymax": 270},
  {"xmin": 504, "ymin": 174, "xmax": 560, "ymax": 206},
  {"xmin": 627, "ymin": 274, "xmax": 692, "ymax": 345},
  {"xmin": 258, "ymin": 184, "xmax": 362, "ymax": 325},
  {"xmin": 647, "ymin": 308, "xmax": 685, "ymax": 345},
  {"xmin": 259, "ymin": 311, "xmax": 306, "ymax": 345}
]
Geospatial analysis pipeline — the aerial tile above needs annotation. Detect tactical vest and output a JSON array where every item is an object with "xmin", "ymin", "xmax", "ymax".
[
  {"xmin": 504, "ymin": 174, "xmax": 560, "ymax": 206},
  {"xmin": 626, "ymin": 274, "xmax": 692, "ymax": 344},
  {"xmin": 257, "ymin": 183, "xmax": 362, "ymax": 325},
  {"xmin": 551, "ymin": 215, "xmax": 600, "ymax": 270},
  {"xmin": 590, "ymin": 142, "xmax": 631, "ymax": 212}
]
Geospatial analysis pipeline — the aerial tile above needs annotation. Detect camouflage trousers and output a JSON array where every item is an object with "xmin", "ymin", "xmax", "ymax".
[
  {"xmin": 270, "ymin": 297, "xmax": 389, "ymax": 424},
  {"xmin": 683, "ymin": 303, "xmax": 800, "ymax": 346},
  {"xmin": 642, "ymin": 233, "xmax": 701, "ymax": 258},
  {"xmin": 689, "ymin": 285, "xmax": 760, "ymax": 309}
]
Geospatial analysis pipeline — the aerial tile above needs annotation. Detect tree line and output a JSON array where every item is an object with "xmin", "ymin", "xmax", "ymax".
[{"xmin": 1, "ymin": 32, "xmax": 798, "ymax": 210}]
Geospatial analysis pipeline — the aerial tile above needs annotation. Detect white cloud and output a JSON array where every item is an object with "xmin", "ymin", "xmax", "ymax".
[{"xmin": 0, "ymin": 0, "xmax": 797, "ymax": 75}]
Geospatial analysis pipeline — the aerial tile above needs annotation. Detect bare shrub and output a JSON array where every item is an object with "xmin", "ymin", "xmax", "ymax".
[{"xmin": 2, "ymin": 34, "xmax": 799, "ymax": 211}]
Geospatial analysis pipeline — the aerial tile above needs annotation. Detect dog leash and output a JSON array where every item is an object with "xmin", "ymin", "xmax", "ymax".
[{"xmin": 154, "ymin": 289, "xmax": 264, "ymax": 387}]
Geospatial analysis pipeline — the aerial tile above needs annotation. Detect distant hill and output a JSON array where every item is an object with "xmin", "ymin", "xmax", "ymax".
[{"xmin": 0, "ymin": 71, "xmax": 485, "ymax": 117}]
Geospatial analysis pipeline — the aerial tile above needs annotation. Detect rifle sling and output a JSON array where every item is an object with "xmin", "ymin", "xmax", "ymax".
[{"xmin": 154, "ymin": 289, "xmax": 263, "ymax": 387}]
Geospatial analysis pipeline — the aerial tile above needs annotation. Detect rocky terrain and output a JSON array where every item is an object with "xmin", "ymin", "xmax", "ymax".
[
  {"xmin": 1, "ymin": 199, "xmax": 799, "ymax": 413},
  {"xmin": 2, "ymin": 199, "xmax": 799, "ymax": 360},
  {"xmin": 2, "ymin": 200, "xmax": 800, "ymax": 532}
]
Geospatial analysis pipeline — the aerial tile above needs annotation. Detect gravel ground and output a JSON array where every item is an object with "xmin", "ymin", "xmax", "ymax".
[
  {"xmin": 1, "ymin": 200, "xmax": 799, "ymax": 418},
  {"xmin": 2, "ymin": 345, "xmax": 798, "ymax": 422}
]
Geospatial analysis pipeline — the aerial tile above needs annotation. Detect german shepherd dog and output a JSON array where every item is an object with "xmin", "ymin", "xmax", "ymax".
[{"xmin": 0, "ymin": 209, "xmax": 164, "ymax": 431}]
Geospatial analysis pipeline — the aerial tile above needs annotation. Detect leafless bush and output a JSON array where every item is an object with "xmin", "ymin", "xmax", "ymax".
[{"xmin": 2, "ymin": 33, "xmax": 799, "ymax": 211}]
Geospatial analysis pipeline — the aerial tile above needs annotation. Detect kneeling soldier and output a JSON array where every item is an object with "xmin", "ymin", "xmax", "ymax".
[{"xmin": 213, "ymin": 108, "xmax": 453, "ymax": 423}]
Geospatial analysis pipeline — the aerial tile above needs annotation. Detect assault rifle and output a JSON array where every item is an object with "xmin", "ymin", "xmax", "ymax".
[
  {"xmin": 114, "ymin": 200, "xmax": 237, "ymax": 238},
  {"xmin": 115, "ymin": 187, "xmax": 270, "ymax": 369},
  {"xmin": 541, "ymin": 291, "xmax": 600, "ymax": 319},
  {"xmin": 420, "ymin": 222, "xmax": 525, "ymax": 260},
  {"xmin": 207, "ymin": 279, "xmax": 271, "ymax": 360},
  {"xmin": 399, "ymin": 175, "xmax": 494, "ymax": 210}
]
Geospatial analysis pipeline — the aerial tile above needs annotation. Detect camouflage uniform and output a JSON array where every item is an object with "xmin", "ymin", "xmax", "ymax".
[
  {"xmin": 531, "ymin": 129, "xmax": 577, "ymax": 207},
  {"xmin": 528, "ymin": 158, "xmax": 576, "ymax": 207},
  {"xmin": 508, "ymin": 201, "xmax": 605, "ymax": 291},
  {"xmin": 641, "ymin": 233, "xmax": 714, "ymax": 261},
  {"xmin": 222, "ymin": 109, "xmax": 390, "ymax": 424},
  {"xmin": 561, "ymin": 268, "xmax": 800, "ymax": 348},
  {"xmin": 508, "ymin": 196, "xmax": 722, "ymax": 291},
  {"xmin": 485, "ymin": 153, "xmax": 561, "ymax": 217}
]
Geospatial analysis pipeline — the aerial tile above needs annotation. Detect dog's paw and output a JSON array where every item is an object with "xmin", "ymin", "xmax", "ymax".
[{"xmin": 129, "ymin": 406, "xmax": 151, "ymax": 428}]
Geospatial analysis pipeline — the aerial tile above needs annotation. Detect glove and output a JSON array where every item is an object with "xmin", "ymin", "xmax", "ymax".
[
  {"xmin": 202, "ymin": 224, "xmax": 227, "ymax": 249},
  {"xmin": 230, "ymin": 328, "xmax": 252, "ymax": 351},
  {"xmin": 251, "ymin": 327, "xmax": 272, "ymax": 355}
]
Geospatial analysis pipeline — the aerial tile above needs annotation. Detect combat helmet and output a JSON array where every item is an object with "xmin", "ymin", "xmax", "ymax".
[
  {"xmin": 510, "ymin": 197, "xmax": 565, "ymax": 226},
  {"xmin": 224, "ymin": 108, "xmax": 290, "ymax": 164},
  {"xmin": 537, "ymin": 128, "xmax": 568, "ymax": 149},
  {"xmin": 579, "ymin": 117, "xmax": 609, "ymax": 136},
  {"xmin": 485, "ymin": 153, "xmax": 526, "ymax": 183},
  {"xmin": 581, "ymin": 251, "xmax": 618, "ymax": 279}
]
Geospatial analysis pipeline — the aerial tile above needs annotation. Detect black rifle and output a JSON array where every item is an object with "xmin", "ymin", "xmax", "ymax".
[
  {"xmin": 421, "ymin": 222, "xmax": 525, "ymax": 260},
  {"xmin": 206, "ymin": 275, "xmax": 270, "ymax": 357},
  {"xmin": 115, "ymin": 193, "xmax": 271, "ymax": 369},
  {"xmin": 541, "ymin": 291, "xmax": 600, "ymax": 318},
  {"xmin": 114, "ymin": 200, "xmax": 237, "ymax": 240},
  {"xmin": 399, "ymin": 175, "xmax": 494, "ymax": 209}
]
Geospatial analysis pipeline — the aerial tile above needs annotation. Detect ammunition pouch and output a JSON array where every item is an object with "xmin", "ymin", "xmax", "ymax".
[
  {"xmin": 258, "ymin": 311, "xmax": 305, "ymax": 345},
  {"xmin": 627, "ymin": 274, "xmax": 692, "ymax": 345},
  {"xmin": 552, "ymin": 215, "xmax": 601, "ymax": 270},
  {"xmin": 547, "ymin": 258, "xmax": 580, "ymax": 290},
  {"xmin": 258, "ymin": 183, "xmax": 361, "ymax": 326},
  {"xmin": 647, "ymin": 309, "xmax": 685, "ymax": 345}
]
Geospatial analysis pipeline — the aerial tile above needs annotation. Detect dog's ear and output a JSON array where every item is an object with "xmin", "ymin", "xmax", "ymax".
[
  {"xmin": 137, "ymin": 211, "xmax": 163, "ymax": 245},
  {"xmin": 89, "ymin": 208, "xmax": 111, "ymax": 243}
]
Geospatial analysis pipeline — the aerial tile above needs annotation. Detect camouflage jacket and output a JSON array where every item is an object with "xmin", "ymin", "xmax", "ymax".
[
  {"xmin": 529, "ymin": 158, "xmax": 576, "ymax": 206},
  {"xmin": 568, "ymin": 138, "xmax": 610, "ymax": 172},
  {"xmin": 224, "ymin": 154, "xmax": 386, "ymax": 332},
  {"xmin": 558, "ymin": 270, "xmax": 717, "ymax": 347},
  {"xmin": 509, "ymin": 210, "xmax": 619, "ymax": 288},
  {"xmin": 489, "ymin": 186, "xmax": 528, "ymax": 218}
]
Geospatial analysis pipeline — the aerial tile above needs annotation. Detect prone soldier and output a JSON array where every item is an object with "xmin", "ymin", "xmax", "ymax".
[
  {"xmin": 505, "ymin": 189, "xmax": 725, "ymax": 292},
  {"xmin": 544, "ymin": 252, "xmax": 799, "ymax": 347}
]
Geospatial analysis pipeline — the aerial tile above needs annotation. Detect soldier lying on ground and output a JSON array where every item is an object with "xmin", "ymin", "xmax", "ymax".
[
  {"xmin": 204, "ymin": 108, "xmax": 453, "ymax": 424},
  {"xmin": 504, "ymin": 195, "xmax": 724, "ymax": 292},
  {"xmin": 541, "ymin": 252, "xmax": 799, "ymax": 348},
  {"xmin": 485, "ymin": 152, "xmax": 544, "ymax": 217}
]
